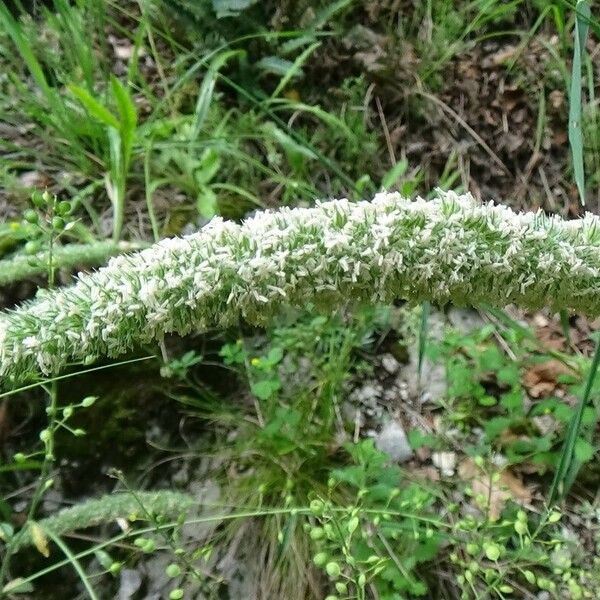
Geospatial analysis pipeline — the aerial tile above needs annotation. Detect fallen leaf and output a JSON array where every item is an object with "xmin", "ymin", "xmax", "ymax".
[
  {"xmin": 481, "ymin": 45, "xmax": 518, "ymax": 68},
  {"xmin": 410, "ymin": 466, "xmax": 440, "ymax": 482},
  {"xmin": 522, "ymin": 359, "xmax": 575, "ymax": 398}
]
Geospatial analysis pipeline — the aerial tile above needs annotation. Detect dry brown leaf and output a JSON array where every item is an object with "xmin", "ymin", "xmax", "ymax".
[
  {"xmin": 458, "ymin": 458, "xmax": 533, "ymax": 521},
  {"xmin": 481, "ymin": 45, "xmax": 518, "ymax": 68},
  {"xmin": 522, "ymin": 359, "xmax": 575, "ymax": 398},
  {"xmin": 410, "ymin": 466, "xmax": 440, "ymax": 482}
]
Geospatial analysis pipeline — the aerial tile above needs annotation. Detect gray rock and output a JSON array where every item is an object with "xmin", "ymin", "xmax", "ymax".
[
  {"xmin": 447, "ymin": 308, "xmax": 484, "ymax": 334},
  {"xmin": 432, "ymin": 451, "xmax": 457, "ymax": 476},
  {"xmin": 375, "ymin": 419, "xmax": 413, "ymax": 463},
  {"xmin": 351, "ymin": 383, "xmax": 382, "ymax": 404},
  {"xmin": 405, "ymin": 310, "xmax": 446, "ymax": 404},
  {"xmin": 118, "ymin": 569, "xmax": 142, "ymax": 600},
  {"xmin": 381, "ymin": 353, "xmax": 401, "ymax": 375}
]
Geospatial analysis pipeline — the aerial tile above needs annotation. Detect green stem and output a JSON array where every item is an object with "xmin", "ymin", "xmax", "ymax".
[{"xmin": 39, "ymin": 524, "xmax": 101, "ymax": 600}]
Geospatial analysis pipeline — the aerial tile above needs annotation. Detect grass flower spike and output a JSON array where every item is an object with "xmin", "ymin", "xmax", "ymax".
[{"xmin": 2, "ymin": 190, "xmax": 600, "ymax": 385}]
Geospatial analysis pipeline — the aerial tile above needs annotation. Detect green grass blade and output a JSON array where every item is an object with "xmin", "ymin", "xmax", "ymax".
[
  {"xmin": 418, "ymin": 301, "xmax": 430, "ymax": 385},
  {"xmin": 270, "ymin": 41, "xmax": 321, "ymax": 99},
  {"xmin": 110, "ymin": 75, "xmax": 138, "ymax": 169},
  {"xmin": 220, "ymin": 74, "xmax": 358, "ymax": 192},
  {"xmin": 144, "ymin": 140, "xmax": 161, "ymax": 242},
  {"xmin": 191, "ymin": 49, "xmax": 246, "ymax": 140},
  {"xmin": 69, "ymin": 85, "xmax": 120, "ymax": 129},
  {"xmin": 0, "ymin": 355, "xmax": 156, "ymax": 400},
  {"xmin": 569, "ymin": 0, "xmax": 590, "ymax": 206},
  {"xmin": 0, "ymin": 3, "xmax": 52, "ymax": 98},
  {"xmin": 548, "ymin": 339, "xmax": 600, "ymax": 504},
  {"xmin": 382, "ymin": 159, "xmax": 409, "ymax": 190},
  {"xmin": 36, "ymin": 523, "xmax": 100, "ymax": 600}
]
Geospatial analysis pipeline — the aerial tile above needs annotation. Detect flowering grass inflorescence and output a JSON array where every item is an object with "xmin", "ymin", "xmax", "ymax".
[
  {"xmin": 1, "ymin": 190, "xmax": 600, "ymax": 385},
  {"xmin": 0, "ymin": 240, "xmax": 145, "ymax": 287}
]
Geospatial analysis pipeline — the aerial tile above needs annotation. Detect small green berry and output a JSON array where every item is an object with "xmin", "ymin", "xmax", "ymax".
[
  {"xmin": 335, "ymin": 582, "xmax": 348, "ymax": 595},
  {"xmin": 31, "ymin": 191, "xmax": 45, "ymax": 208},
  {"xmin": 165, "ymin": 563, "xmax": 181, "ymax": 578},
  {"xmin": 51, "ymin": 216, "xmax": 65, "ymax": 230},
  {"xmin": 466, "ymin": 543, "xmax": 479, "ymax": 555},
  {"xmin": 347, "ymin": 516, "xmax": 359, "ymax": 535},
  {"xmin": 523, "ymin": 570, "xmax": 536, "ymax": 585},
  {"xmin": 56, "ymin": 201, "xmax": 72, "ymax": 216},
  {"xmin": 81, "ymin": 396, "xmax": 97, "ymax": 408},
  {"xmin": 313, "ymin": 552, "xmax": 327, "ymax": 567},
  {"xmin": 484, "ymin": 542, "xmax": 501, "ymax": 561},
  {"xmin": 23, "ymin": 209, "xmax": 38, "ymax": 224},
  {"xmin": 169, "ymin": 589, "xmax": 184, "ymax": 600},
  {"xmin": 109, "ymin": 561, "xmax": 122, "ymax": 575},
  {"xmin": 548, "ymin": 511, "xmax": 562, "ymax": 523},
  {"xmin": 24, "ymin": 240, "xmax": 41, "ymax": 255},
  {"xmin": 325, "ymin": 561, "xmax": 341, "ymax": 579}
]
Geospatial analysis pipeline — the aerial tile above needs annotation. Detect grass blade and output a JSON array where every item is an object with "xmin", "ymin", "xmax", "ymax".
[
  {"xmin": 69, "ymin": 85, "xmax": 119, "ymax": 129},
  {"xmin": 271, "ymin": 41, "xmax": 321, "ymax": 99},
  {"xmin": 191, "ymin": 49, "xmax": 246, "ymax": 140},
  {"xmin": 548, "ymin": 338, "xmax": 600, "ymax": 504},
  {"xmin": 37, "ymin": 523, "xmax": 100, "ymax": 600},
  {"xmin": 0, "ymin": 3, "xmax": 52, "ymax": 98},
  {"xmin": 569, "ymin": 0, "xmax": 590, "ymax": 206},
  {"xmin": 418, "ymin": 301, "xmax": 430, "ymax": 385}
]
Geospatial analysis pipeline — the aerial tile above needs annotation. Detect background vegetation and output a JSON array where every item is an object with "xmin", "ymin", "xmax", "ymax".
[{"xmin": 1, "ymin": 0, "xmax": 600, "ymax": 598}]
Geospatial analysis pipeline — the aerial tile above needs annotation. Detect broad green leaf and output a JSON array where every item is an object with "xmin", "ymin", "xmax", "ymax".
[{"xmin": 196, "ymin": 187, "xmax": 218, "ymax": 219}]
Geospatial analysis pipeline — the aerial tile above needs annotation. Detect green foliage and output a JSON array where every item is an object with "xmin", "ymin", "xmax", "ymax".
[
  {"xmin": 309, "ymin": 440, "xmax": 441, "ymax": 599},
  {"xmin": 2, "ymin": 1, "xmax": 600, "ymax": 598},
  {"xmin": 448, "ymin": 504, "xmax": 600, "ymax": 599},
  {"xmin": 427, "ymin": 323, "xmax": 598, "ymax": 475}
]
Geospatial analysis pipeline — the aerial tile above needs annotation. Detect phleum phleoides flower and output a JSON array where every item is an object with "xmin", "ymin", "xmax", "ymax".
[{"xmin": 2, "ymin": 190, "xmax": 600, "ymax": 385}]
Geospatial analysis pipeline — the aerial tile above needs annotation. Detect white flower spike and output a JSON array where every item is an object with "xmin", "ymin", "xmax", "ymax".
[{"xmin": 1, "ymin": 190, "xmax": 600, "ymax": 384}]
